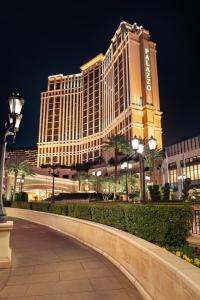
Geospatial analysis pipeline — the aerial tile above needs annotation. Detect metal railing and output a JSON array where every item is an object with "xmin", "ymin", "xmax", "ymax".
[{"xmin": 192, "ymin": 210, "xmax": 200, "ymax": 234}]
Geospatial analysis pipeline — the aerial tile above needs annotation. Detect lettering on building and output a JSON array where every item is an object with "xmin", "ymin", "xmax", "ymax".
[{"xmin": 144, "ymin": 47, "xmax": 152, "ymax": 91}]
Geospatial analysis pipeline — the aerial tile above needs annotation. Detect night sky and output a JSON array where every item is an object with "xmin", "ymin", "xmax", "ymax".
[{"xmin": 0, "ymin": 0, "xmax": 199, "ymax": 148}]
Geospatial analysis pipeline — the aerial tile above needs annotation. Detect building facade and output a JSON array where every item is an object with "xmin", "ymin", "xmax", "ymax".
[
  {"xmin": 37, "ymin": 21, "xmax": 162, "ymax": 167},
  {"xmin": 162, "ymin": 135, "xmax": 200, "ymax": 198},
  {"xmin": 8, "ymin": 147, "xmax": 37, "ymax": 167}
]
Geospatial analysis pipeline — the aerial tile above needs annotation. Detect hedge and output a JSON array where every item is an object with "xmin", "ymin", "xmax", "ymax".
[
  {"xmin": 68, "ymin": 204, "xmax": 92, "ymax": 220},
  {"xmin": 10, "ymin": 201, "xmax": 194, "ymax": 246},
  {"xmin": 49, "ymin": 204, "xmax": 68, "ymax": 215},
  {"xmin": 15, "ymin": 192, "xmax": 28, "ymax": 202},
  {"xmin": 91, "ymin": 205, "xmax": 126, "ymax": 230},
  {"xmin": 31, "ymin": 202, "xmax": 50, "ymax": 212},
  {"xmin": 124, "ymin": 205, "xmax": 194, "ymax": 246},
  {"xmin": 11, "ymin": 201, "xmax": 32, "ymax": 210}
]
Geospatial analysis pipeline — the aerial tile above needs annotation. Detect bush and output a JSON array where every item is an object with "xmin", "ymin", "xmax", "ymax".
[
  {"xmin": 68, "ymin": 204, "xmax": 92, "ymax": 220},
  {"xmin": 15, "ymin": 192, "xmax": 28, "ymax": 202},
  {"xmin": 11, "ymin": 201, "xmax": 31, "ymax": 209},
  {"xmin": 162, "ymin": 183, "xmax": 170, "ymax": 202},
  {"xmin": 3, "ymin": 200, "xmax": 12, "ymax": 207},
  {"xmin": 182, "ymin": 178, "xmax": 192, "ymax": 201},
  {"xmin": 31, "ymin": 202, "xmax": 50, "ymax": 212},
  {"xmin": 10, "ymin": 201, "xmax": 193, "ymax": 246},
  {"xmin": 91, "ymin": 205, "xmax": 126, "ymax": 230},
  {"xmin": 57, "ymin": 193, "xmax": 102, "ymax": 200},
  {"xmin": 49, "ymin": 204, "xmax": 68, "ymax": 215},
  {"xmin": 124, "ymin": 204, "xmax": 193, "ymax": 246},
  {"xmin": 149, "ymin": 185, "xmax": 161, "ymax": 202}
]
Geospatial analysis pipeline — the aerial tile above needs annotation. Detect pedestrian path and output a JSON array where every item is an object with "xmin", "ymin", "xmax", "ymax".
[
  {"xmin": 0, "ymin": 218, "xmax": 142, "ymax": 300},
  {"xmin": 187, "ymin": 234, "xmax": 200, "ymax": 247}
]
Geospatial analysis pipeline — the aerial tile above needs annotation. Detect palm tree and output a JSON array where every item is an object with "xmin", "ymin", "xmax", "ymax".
[
  {"xmin": 6, "ymin": 159, "xmax": 34, "ymax": 201},
  {"xmin": 103, "ymin": 134, "xmax": 128, "ymax": 199},
  {"xmin": 74, "ymin": 173, "xmax": 88, "ymax": 191},
  {"xmin": 143, "ymin": 145, "xmax": 165, "ymax": 184}
]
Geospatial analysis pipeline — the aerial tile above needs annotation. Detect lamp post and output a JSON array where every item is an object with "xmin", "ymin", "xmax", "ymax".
[
  {"xmin": 121, "ymin": 162, "xmax": 132, "ymax": 201},
  {"xmin": 16, "ymin": 175, "xmax": 25, "ymax": 193},
  {"xmin": 92, "ymin": 170, "xmax": 101, "ymax": 193},
  {"xmin": 131, "ymin": 136, "xmax": 157, "ymax": 204},
  {"xmin": 47, "ymin": 164, "xmax": 60, "ymax": 203},
  {"xmin": 0, "ymin": 92, "xmax": 24, "ymax": 222}
]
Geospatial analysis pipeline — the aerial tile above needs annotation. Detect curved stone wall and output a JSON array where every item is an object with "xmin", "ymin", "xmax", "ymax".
[{"xmin": 6, "ymin": 208, "xmax": 200, "ymax": 300}]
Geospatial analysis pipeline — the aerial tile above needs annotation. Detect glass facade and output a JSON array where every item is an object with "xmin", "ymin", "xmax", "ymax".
[{"xmin": 165, "ymin": 136, "xmax": 200, "ymax": 189}]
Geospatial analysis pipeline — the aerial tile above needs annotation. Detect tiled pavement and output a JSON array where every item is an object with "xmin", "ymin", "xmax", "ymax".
[{"xmin": 0, "ymin": 218, "xmax": 142, "ymax": 300}]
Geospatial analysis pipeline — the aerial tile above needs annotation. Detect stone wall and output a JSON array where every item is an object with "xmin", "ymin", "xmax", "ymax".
[{"xmin": 6, "ymin": 208, "xmax": 200, "ymax": 300}]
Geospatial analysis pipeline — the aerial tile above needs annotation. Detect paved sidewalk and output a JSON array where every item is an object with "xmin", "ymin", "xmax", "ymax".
[
  {"xmin": 187, "ymin": 234, "xmax": 200, "ymax": 247},
  {"xmin": 0, "ymin": 218, "xmax": 142, "ymax": 300}
]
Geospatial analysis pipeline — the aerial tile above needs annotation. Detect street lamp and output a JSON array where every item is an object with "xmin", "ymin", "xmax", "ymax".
[
  {"xmin": 121, "ymin": 162, "xmax": 132, "ymax": 201},
  {"xmin": 47, "ymin": 164, "xmax": 60, "ymax": 203},
  {"xmin": 131, "ymin": 136, "xmax": 157, "ymax": 204},
  {"xmin": 92, "ymin": 170, "xmax": 102, "ymax": 193},
  {"xmin": 16, "ymin": 175, "xmax": 25, "ymax": 193},
  {"xmin": 0, "ymin": 92, "xmax": 24, "ymax": 222}
]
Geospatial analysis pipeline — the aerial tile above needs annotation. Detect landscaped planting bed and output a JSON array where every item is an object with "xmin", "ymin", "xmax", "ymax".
[
  {"xmin": 166, "ymin": 244, "xmax": 200, "ymax": 268},
  {"xmin": 9, "ymin": 201, "xmax": 193, "ymax": 248}
]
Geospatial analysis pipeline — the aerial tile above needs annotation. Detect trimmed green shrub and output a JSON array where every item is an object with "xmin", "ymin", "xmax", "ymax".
[
  {"xmin": 149, "ymin": 185, "xmax": 161, "ymax": 202},
  {"xmin": 49, "ymin": 204, "xmax": 68, "ymax": 215},
  {"xmin": 10, "ymin": 201, "xmax": 194, "ymax": 246},
  {"xmin": 11, "ymin": 201, "xmax": 31, "ymax": 209},
  {"xmin": 162, "ymin": 183, "xmax": 170, "ymax": 202},
  {"xmin": 68, "ymin": 204, "xmax": 92, "ymax": 220},
  {"xmin": 182, "ymin": 178, "xmax": 192, "ymax": 201},
  {"xmin": 91, "ymin": 205, "xmax": 126, "ymax": 230},
  {"xmin": 3, "ymin": 200, "xmax": 12, "ymax": 207},
  {"xmin": 31, "ymin": 202, "xmax": 50, "ymax": 212},
  {"xmin": 15, "ymin": 192, "xmax": 28, "ymax": 202},
  {"xmin": 57, "ymin": 193, "xmax": 102, "ymax": 200},
  {"xmin": 124, "ymin": 204, "xmax": 193, "ymax": 246}
]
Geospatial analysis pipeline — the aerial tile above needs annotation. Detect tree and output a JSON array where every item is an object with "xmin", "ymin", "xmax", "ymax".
[
  {"xmin": 149, "ymin": 185, "xmax": 161, "ymax": 202},
  {"xmin": 143, "ymin": 145, "xmax": 165, "ymax": 184},
  {"xmin": 162, "ymin": 183, "xmax": 170, "ymax": 202},
  {"xmin": 182, "ymin": 178, "xmax": 192, "ymax": 201},
  {"xmin": 103, "ymin": 134, "xmax": 128, "ymax": 200},
  {"xmin": 6, "ymin": 158, "xmax": 34, "ymax": 201},
  {"xmin": 74, "ymin": 173, "xmax": 88, "ymax": 191},
  {"xmin": 100, "ymin": 176, "xmax": 115, "ymax": 194}
]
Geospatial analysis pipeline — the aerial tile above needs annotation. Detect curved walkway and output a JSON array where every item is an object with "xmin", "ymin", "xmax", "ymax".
[{"xmin": 0, "ymin": 218, "xmax": 142, "ymax": 300}]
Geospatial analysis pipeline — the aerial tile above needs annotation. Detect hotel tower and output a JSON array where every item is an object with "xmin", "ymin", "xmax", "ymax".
[{"xmin": 37, "ymin": 21, "xmax": 162, "ymax": 167}]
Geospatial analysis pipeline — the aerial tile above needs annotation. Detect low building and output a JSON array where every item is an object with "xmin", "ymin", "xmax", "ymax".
[
  {"xmin": 162, "ymin": 135, "xmax": 200, "ymax": 198},
  {"xmin": 7, "ymin": 146, "xmax": 38, "ymax": 167}
]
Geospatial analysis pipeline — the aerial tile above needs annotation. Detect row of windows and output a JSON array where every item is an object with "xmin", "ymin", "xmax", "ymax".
[
  {"xmin": 168, "ymin": 156, "xmax": 200, "ymax": 188},
  {"xmin": 49, "ymin": 80, "xmax": 82, "ymax": 91}
]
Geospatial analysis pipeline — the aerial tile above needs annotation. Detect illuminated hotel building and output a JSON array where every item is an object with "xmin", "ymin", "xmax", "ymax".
[{"xmin": 37, "ymin": 21, "xmax": 162, "ymax": 167}]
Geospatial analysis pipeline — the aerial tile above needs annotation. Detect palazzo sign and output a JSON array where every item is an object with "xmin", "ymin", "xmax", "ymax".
[{"xmin": 144, "ymin": 47, "xmax": 152, "ymax": 91}]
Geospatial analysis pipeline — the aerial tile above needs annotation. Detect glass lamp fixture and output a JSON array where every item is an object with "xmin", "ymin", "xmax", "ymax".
[
  {"xmin": 128, "ymin": 163, "xmax": 132, "ymax": 169},
  {"xmin": 14, "ymin": 115, "xmax": 22, "ymax": 130},
  {"xmin": 148, "ymin": 136, "xmax": 157, "ymax": 150},
  {"xmin": 97, "ymin": 170, "xmax": 101, "ymax": 176},
  {"xmin": 137, "ymin": 142, "xmax": 144, "ymax": 154},
  {"xmin": 8, "ymin": 115, "xmax": 13, "ymax": 125},
  {"xmin": 131, "ymin": 136, "xmax": 139, "ymax": 150},
  {"xmin": 8, "ymin": 92, "xmax": 24, "ymax": 115},
  {"xmin": 121, "ymin": 164, "xmax": 125, "ymax": 170},
  {"xmin": 92, "ymin": 171, "xmax": 96, "ymax": 176},
  {"xmin": 16, "ymin": 177, "xmax": 21, "ymax": 183},
  {"xmin": 123, "ymin": 162, "xmax": 128, "ymax": 168}
]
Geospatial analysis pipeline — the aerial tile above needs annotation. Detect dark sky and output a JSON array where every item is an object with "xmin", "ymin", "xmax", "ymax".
[{"xmin": 0, "ymin": 0, "xmax": 199, "ymax": 148}]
